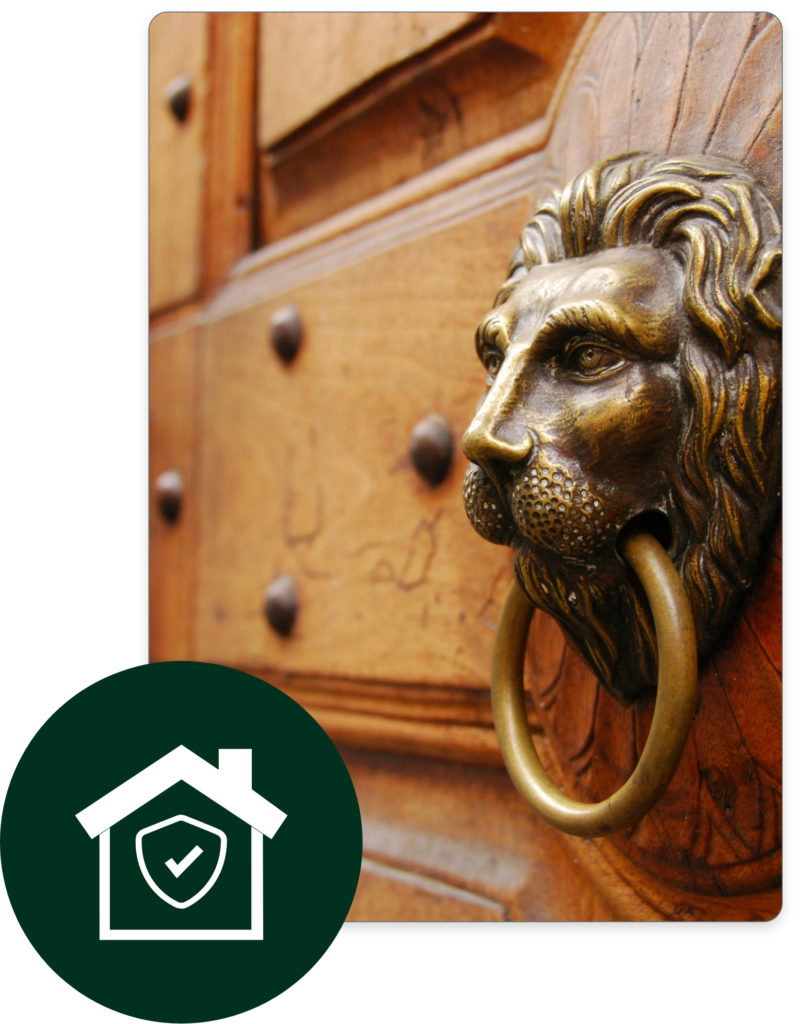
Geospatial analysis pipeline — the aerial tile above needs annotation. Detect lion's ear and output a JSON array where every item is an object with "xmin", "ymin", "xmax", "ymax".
[{"xmin": 747, "ymin": 245, "xmax": 781, "ymax": 332}]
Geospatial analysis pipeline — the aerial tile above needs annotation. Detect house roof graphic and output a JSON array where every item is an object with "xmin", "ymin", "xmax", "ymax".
[{"xmin": 75, "ymin": 746, "xmax": 286, "ymax": 839}]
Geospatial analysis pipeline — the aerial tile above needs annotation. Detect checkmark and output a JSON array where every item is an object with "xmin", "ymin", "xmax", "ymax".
[{"xmin": 165, "ymin": 845, "xmax": 203, "ymax": 877}]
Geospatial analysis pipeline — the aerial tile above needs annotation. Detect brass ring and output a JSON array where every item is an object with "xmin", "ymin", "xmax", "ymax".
[{"xmin": 491, "ymin": 530, "xmax": 698, "ymax": 838}]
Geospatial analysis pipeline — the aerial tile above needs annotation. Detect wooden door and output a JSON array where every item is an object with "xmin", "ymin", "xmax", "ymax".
[{"xmin": 150, "ymin": 13, "xmax": 781, "ymax": 921}]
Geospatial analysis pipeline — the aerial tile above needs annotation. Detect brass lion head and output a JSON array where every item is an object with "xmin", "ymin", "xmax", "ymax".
[{"xmin": 463, "ymin": 153, "xmax": 781, "ymax": 702}]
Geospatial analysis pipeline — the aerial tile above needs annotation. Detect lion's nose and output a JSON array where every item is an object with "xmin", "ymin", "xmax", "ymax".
[
  {"xmin": 463, "ymin": 354, "xmax": 536, "ymax": 483},
  {"xmin": 460, "ymin": 417, "xmax": 528, "ymax": 466},
  {"xmin": 463, "ymin": 417, "xmax": 534, "ymax": 504}
]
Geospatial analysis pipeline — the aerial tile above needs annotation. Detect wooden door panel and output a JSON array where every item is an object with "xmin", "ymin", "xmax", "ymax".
[
  {"xmin": 149, "ymin": 318, "xmax": 200, "ymax": 661},
  {"xmin": 150, "ymin": 12, "xmax": 781, "ymax": 920},
  {"xmin": 344, "ymin": 749, "xmax": 615, "ymax": 921},
  {"xmin": 259, "ymin": 13, "xmax": 589, "ymax": 241},
  {"xmin": 348, "ymin": 860, "xmax": 506, "ymax": 922},
  {"xmin": 201, "ymin": 13, "xmax": 258, "ymax": 296},
  {"xmin": 195, "ymin": 199, "xmax": 536, "ymax": 686},
  {"xmin": 149, "ymin": 13, "xmax": 208, "ymax": 314},
  {"xmin": 257, "ymin": 13, "xmax": 479, "ymax": 148}
]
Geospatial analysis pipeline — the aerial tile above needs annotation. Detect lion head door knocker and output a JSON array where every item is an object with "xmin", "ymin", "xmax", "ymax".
[{"xmin": 462, "ymin": 153, "xmax": 781, "ymax": 837}]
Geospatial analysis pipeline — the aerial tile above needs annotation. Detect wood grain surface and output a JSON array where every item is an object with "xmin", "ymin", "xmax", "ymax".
[
  {"xmin": 257, "ymin": 12, "xmax": 479, "ymax": 148},
  {"xmin": 149, "ymin": 319, "xmax": 201, "ymax": 661},
  {"xmin": 344, "ymin": 748, "xmax": 615, "ymax": 921},
  {"xmin": 260, "ymin": 14, "xmax": 588, "ymax": 242},
  {"xmin": 195, "ymin": 200, "xmax": 531, "ymax": 686},
  {"xmin": 235, "ymin": 15, "xmax": 602, "ymax": 281},
  {"xmin": 542, "ymin": 12, "xmax": 781, "ymax": 205},
  {"xmin": 350, "ymin": 859, "xmax": 506, "ymax": 922},
  {"xmin": 249, "ymin": 671, "xmax": 541, "ymax": 767},
  {"xmin": 149, "ymin": 13, "xmax": 208, "ymax": 315},
  {"xmin": 201, "ymin": 13, "xmax": 258, "ymax": 297}
]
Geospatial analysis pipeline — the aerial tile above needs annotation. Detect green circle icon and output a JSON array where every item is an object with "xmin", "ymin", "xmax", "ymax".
[{"xmin": 1, "ymin": 662, "xmax": 362, "ymax": 1022}]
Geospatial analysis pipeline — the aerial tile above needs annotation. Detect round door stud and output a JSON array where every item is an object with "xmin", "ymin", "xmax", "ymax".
[
  {"xmin": 270, "ymin": 305, "xmax": 304, "ymax": 365},
  {"xmin": 264, "ymin": 575, "xmax": 299, "ymax": 637},
  {"xmin": 155, "ymin": 470, "xmax": 184, "ymax": 523},
  {"xmin": 164, "ymin": 73, "xmax": 193, "ymax": 123},
  {"xmin": 409, "ymin": 414, "xmax": 454, "ymax": 487}
]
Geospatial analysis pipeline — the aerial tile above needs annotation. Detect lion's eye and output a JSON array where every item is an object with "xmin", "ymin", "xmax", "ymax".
[
  {"xmin": 565, "ymin": 344, "xmax": 622, "ymax": 377},
  {"xmin": 484, "ymin": 349, "xmax": 504, "ymax": 380}
]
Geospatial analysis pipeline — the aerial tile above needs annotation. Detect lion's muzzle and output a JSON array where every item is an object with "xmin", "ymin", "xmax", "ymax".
[
  {"xmin": 464, "ymin": 450, "xmax": 625, "ymax": 557},
  {"xmin": 462, "ymin": 464, "xmax": 515, "ymax": 545}
]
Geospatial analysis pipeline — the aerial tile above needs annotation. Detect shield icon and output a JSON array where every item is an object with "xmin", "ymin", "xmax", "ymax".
[{"xmin": 135, "ymin": 814, "xmax": 227, "ymax": 909}]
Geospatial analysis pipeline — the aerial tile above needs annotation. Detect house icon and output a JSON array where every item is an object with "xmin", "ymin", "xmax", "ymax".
[{"xmin": 75, "ymin": 746, "xmax": 286, "ymax": 940}]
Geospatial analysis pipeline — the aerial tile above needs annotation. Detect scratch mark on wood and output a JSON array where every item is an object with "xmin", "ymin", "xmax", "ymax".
[
  {"xmin": 281, "ymin": 443, "xmax": 333, "ymax": 579},
  {"xmin": 369, "ymin": 559, "xmax": 395, "ymax": 584},
  {"xmin": 282, "ymin": 444, "xmax": 325, "ymax": 547},
  {"xmin": 397, "ymin": 509, "xmax": 444, "ymax": 590},
  {"xmin": 355, "ymin": 510, "xmax": 445, "ymax": 591}
]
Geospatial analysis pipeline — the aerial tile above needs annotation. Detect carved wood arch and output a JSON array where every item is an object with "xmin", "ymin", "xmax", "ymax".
[{"xmin": 521, "ymin": 12, "xmax": 781, "ymax": 914}]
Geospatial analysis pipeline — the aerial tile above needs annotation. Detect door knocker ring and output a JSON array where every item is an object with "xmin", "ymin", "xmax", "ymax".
[{"xmin": 492, "ymin": 529, "xmax": 697, "ymax": 838}]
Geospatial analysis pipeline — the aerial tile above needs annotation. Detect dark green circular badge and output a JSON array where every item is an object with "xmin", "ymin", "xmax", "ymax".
[{"xmin": 1, "ymin": 662, "xmax": 362, "ymax": 1022}]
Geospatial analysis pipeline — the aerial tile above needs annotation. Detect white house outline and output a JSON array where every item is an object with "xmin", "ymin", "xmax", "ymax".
[
  {"xmin": 135, "ymin": 814, "xmax": 228, "ymax": 910},
  {"xmin": 75, "ymin": 746, "xmax": 286, "ymax": 941}
]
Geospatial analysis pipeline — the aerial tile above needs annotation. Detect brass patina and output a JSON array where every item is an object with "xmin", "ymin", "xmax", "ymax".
[
  {"xmin": 463, "ymin": 153, "xmax": 782, "ymax": 704},
  {"xmin": 492, "ymin": 529, "xmax": 697, "ymax": 837}
]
